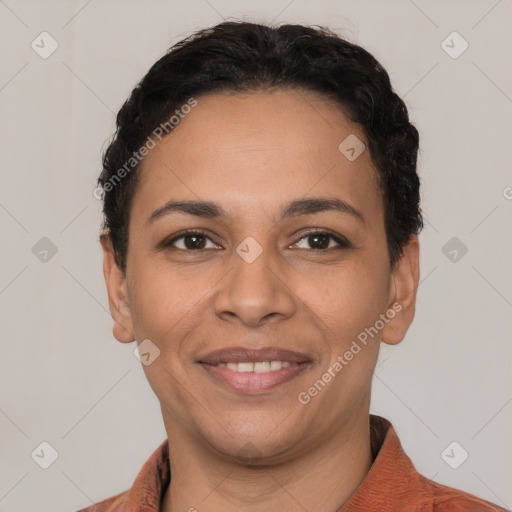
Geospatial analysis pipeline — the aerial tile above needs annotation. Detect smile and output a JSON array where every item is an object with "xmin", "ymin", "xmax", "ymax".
[
  {"xmin": 211, "ymin": 360, "xmax": 292, "ymax": 373},
  {"xmin": 198, "ymin": 360, "xmax": 311, "ymax": 393},
  {"xmin": 197, "ymin": 346, "xmax": 312, "ymax": 393}
]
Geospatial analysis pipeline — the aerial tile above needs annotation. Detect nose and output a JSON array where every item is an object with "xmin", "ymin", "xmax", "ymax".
[{"xmin": 212, "ymin": 241, "xmax": 297, "ymax": 329}]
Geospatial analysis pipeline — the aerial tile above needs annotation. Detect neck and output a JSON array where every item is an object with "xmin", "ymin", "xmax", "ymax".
[{"xmin": 161, "ymin": 409, "xmax": 373, "ymax": 512}]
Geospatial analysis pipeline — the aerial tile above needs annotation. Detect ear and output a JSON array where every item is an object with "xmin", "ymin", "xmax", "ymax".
[
  {"xmin": 381, "ymin": 235, "xmax": 420, "ymax": 346},
  {"xmin": 100, "ymin": 232, "xmax": 135, "ymax": 343}
]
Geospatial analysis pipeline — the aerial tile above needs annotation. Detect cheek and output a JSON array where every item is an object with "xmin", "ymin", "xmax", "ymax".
[
  {"xmin": 127, "ymin": 263, "xmax": 205, "ymax": 404},
  {"xmin": 300, "ymin": 256, "xmax": 390, "ymax": 355},
  {"xmin": 128, "ymin": 260, "xmax": 205, "ymax": 344}
]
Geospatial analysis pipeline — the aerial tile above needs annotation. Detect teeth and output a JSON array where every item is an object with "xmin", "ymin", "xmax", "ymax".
[
  {"xmin": 219, "ymin": 361, "xmax": 295, "ymax": 373},
  {"xmin": 254, "ymin": 361, "xmax": 270, "ymax": 373},
  {"xmin": 270, "ymin": 360, "xmax": 282, "ymax": 371},
  {"xmin": 237, "ymin": 362, "xmax": 254, "ymax": 373}
]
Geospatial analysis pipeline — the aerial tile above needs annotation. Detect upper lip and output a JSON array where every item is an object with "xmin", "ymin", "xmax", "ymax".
[{"xmin": 197, "ymin": 346, "xmax": 312, "ymax": 365}]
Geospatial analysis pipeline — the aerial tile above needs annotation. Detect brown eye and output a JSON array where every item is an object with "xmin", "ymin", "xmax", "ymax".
[
  {"xmin": 294, "ymin": 231, "xmax": 350, "ymax": 250},
  {"xmin": 161, "ymin": 230, "xmax": 220, "ymax": 251},
  {"xmin": 178, "ymin": 234, "xmax": 208, "ymax": 250}
]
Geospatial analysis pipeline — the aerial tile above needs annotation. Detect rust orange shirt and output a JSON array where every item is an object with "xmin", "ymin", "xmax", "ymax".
[{"xmin": 77, "ymin": 415, "xmax": 506, "ymax": 512}]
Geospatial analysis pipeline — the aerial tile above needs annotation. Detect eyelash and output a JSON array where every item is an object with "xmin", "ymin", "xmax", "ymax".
[{"xmin": 159, "ymin": 229, "xmax": 352, "ymax": 252}]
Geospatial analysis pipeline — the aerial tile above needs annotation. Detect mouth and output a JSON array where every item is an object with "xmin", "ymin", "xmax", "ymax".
[{"xmin": 197, "ymin": 347, "xmax": 312, "ymax": 393}]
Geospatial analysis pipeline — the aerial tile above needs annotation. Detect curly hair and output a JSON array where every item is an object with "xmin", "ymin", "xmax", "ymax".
[{"xmin": 98, "ymin": 20, "xmax": 423, "ymax": 275}]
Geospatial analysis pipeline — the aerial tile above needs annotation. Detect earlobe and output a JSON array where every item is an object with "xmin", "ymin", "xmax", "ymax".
[
  {"xmin": 100, "ymin": 232, "xmax": 135, "ymax": 343},
  {"xmin": 381, "ymin": 235, "xmax": 420, "ymax": 346}
]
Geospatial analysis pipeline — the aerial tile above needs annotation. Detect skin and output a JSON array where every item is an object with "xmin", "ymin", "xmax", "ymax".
[{"xmin": 101, "ymin": 88, "xmax": 420, "ymax": 512}]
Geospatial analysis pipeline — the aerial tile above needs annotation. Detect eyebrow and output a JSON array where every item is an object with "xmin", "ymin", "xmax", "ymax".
[{"xmin": 147, "ymin": 197, "xmax": 365, "ymax": 225}]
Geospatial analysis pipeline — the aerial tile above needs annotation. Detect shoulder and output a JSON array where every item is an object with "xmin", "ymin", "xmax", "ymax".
[
  {"xmin": 419, "ymin": 475, "xmax": 508, "ymax": 512},
  {"xmin": 75, "ymin": 489, "xmax": 129, "ymax": 512}
]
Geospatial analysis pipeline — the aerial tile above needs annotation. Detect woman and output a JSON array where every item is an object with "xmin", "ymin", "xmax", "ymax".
[{"xmin": 80, "ymin": 20, "xmax": 505, "ymax": 512}]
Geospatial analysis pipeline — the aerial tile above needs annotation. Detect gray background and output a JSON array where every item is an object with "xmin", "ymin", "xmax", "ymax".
[{"xmin": 0, "ymin": 1, "xmax": 511, "ymax": 511}]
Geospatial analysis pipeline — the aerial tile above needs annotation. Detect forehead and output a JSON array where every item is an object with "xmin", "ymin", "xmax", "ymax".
[{"xmin": 131, "ymin": 88, "xmax": 383, "ymax": 225}]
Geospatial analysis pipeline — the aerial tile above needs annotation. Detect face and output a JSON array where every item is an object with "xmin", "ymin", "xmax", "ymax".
[{"xmin": 102, "ymin": 88, "xmax": 419, "ymax": 462}]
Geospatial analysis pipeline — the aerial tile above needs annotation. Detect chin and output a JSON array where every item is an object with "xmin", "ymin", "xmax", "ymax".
[{"xmin": 202, "ymin": 415, "xmax": 305, "ymax": 464}]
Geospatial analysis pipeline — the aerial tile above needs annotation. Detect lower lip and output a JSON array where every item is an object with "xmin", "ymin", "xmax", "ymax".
[{"xmin": 199, "ymin": 363, "xmax": 310, "ymax": 393}]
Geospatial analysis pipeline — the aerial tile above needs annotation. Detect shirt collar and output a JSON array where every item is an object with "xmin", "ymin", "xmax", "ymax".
[
  {"xmin": 340, "ymin": 415, "xmax": 427, "ymax": 511},
  {"xmin": 125, "ymin": 414, "xmax": 422, "ymax": 511}
]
